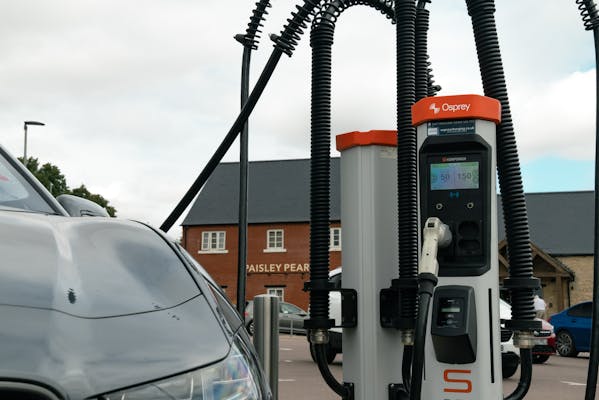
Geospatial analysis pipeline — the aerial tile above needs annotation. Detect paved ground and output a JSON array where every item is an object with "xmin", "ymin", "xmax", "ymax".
[
  {"xmin": 276, "ymin": 334, "xmax": 596, "ymax": 399},
  {"xmin": 503, "ymin": 352, "xmax": 596, "ymax": 399}
]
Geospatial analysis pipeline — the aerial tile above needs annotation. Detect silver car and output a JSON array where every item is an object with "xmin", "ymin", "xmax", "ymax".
[
  {"xmin": 245, "ymin": 300, "xmax": 308, "ymax": 335},
  {"xmin": 0, "ymin": 143, "xmax": 271, "ymax": 399}
]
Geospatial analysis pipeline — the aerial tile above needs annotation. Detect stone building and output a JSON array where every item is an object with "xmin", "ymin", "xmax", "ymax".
[
  {"xmin": 182, "ymin": 158, "xmax": 593, "ymax": 316},
  {"xmin": 497, "ymin": 191, "xmax": 594, "ymax": 316}
]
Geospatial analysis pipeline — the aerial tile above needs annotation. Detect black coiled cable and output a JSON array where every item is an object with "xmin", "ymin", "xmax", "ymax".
[
  {"xmin": 274, "ymin": 1, "xmax": 322, "ymax": 56},
  {"xmin": 505, "ymin": 349, "xmax": 533, "ymax": 400},
  {"xmin": 312, "ymin": 1, "xmax": 344, "ymax": 26},
  {"xmin": 409, "ymin": 276, "xmax": 437, "ymax": 400},
  {"xmin": 577, "ymin": 0, "xmax": 599, "ymax": 31},
  {"xmin": 415, "ymin": 1, "xmax": 431, "ymax": 101},
  {"xmin": 576, "ymin": 2, "xmax": 599, "ymax": 399},
  {"xmin": 312, "ymin": 0, "xmax": 394, "ymax": 28},
  {"xmin": 414, "ymin": 0, "xmax": 441, "ymax": 99},
  {"xmin": 306, "ymin": 2, "xmax": 402, "ymax": 398},
  {"xmin": 243, "ymin": 0, "xmax": 273, "ymax": 49},
  {"xmin": 396, "ymin": 0, "xmax": 419, "ymax": 331},
  {"xmin": 307, "ymin": 0, "xmax": 395, "ymax": 330},
  {"xmin": 309, "ymin": 18, "xmax": 336, "ymax": 328},
  {"xmin": 427, "ymin": 58, "xmax": 442, "ymax": 96},
  {"xmin": 415, "ymin": 0, "xmax": 441, "ymax": 97},
  {"xmin": 465, "ymin": 0, "xmax": 537, "ymax": 323},
  {"xmin": 465, "ymin": 1, "xmax": 538, "ymax": 399},
  {"xmin": 160, "ymin": 0, "xmax": 322, "ymax": 232}
]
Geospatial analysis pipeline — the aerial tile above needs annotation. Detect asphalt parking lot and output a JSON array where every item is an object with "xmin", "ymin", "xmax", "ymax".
[{"xmin": 277, "ymin": 334, "xmax": 596, "ymax": 400}]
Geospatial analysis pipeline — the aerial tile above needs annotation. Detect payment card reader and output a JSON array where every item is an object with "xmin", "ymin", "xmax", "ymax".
[
  {"xmin": 413, "ymin": 94, "xmax": 503, "ymax": 399},
  {"xmin": 431, "ymin": 285, "xmax": 477, "ymax": 364}
]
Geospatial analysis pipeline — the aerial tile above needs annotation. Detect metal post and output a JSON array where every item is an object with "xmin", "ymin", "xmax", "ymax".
[
  {"xmin": 236, "ymin": 43, "xmax": 251, "ymax": 315},
  {"xmin": 23, "ymin": 124, "xmax": 27, "ymax": 164},
  {"xmin": 253, "ymin": 295, "xmax": 279, "ymax": 400},
  {"xmin": 22, "ymin": 121, "xmax": 45, "ymax": 167}
]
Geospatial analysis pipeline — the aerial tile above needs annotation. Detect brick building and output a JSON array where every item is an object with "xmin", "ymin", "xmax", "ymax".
[
  {"xmin": 182, "ymin": 159, "xmax": 341, "ymax": 310},
  {"xmin": 182, "ymin": 158, "xmax": 594, "ymax": 316}
]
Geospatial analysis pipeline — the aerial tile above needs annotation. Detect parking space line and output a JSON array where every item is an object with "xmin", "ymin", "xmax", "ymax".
[{"xmin": 561, "ymin": 381, "xmax": 586, "ymax": 386}]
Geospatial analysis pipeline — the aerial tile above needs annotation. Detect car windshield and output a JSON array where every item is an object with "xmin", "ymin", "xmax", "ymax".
[
  {"xmin": 0, "ymin": 150, "xmax": 55, "ymax": 214},
  {"xmin": 281, "ymin": 303, "xmax": 305, "ymax": 314}
]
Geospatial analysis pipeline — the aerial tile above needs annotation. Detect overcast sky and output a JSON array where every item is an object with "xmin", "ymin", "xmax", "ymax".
[{"xmin": 0, "ymin": 1, "xmax": 595, "ymax": 238}]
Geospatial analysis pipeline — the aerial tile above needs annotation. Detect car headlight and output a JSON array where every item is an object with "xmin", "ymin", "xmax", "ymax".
[{"xmin": 100, "ymin": 335, "xmax": 266, "ymax": 400}]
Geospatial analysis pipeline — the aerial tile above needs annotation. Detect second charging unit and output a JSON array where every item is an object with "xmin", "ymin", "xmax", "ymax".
[{"xmin": 337, "ymin": 94, "xmax": 505, "ymax": 399}]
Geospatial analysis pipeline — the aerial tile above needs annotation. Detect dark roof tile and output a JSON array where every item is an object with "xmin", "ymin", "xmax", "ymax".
[
  {"xmin": 182, "ymin": 159, "xmax": 340, "ymax": 225},
  {"xmin": 183, "ymin": 159, "xmax": 593, "ymax": 255}
]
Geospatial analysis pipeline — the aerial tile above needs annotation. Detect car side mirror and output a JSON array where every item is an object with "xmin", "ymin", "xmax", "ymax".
[{"xmin": 56, "ymin": 194, "xmax": 110, "ymax": 217}]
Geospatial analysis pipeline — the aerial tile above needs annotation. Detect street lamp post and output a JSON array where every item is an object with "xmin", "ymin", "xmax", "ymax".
[{"xmin": 23, "ymin": 120, "xmax": 45, "ymax": 165}]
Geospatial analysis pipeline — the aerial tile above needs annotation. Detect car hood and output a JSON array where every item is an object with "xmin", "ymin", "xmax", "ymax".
[
  {"xmin": 0, "ymin": 211, "xmax": 200, "ymax": 317},
  {"xmin": 0, "ymin": 297, "xmax": 231, "ymax": 398},
  {"xmin": 0, "ymin": 211, "xmax": 233, "ymax": 397}
]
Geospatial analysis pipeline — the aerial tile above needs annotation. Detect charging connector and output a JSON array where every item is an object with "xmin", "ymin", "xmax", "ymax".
[{"xmin": 418, "ymin": 217, "xmax": 452, "ymax": 276}]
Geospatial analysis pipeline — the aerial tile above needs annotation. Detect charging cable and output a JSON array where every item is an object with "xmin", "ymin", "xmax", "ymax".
[{"xmin": 410, "ymin": 217, "xmax": 451, "ymax": 400}]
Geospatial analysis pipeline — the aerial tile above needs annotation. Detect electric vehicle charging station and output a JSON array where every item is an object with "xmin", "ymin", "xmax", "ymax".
[
  {"xmin": 414, "ymin": 94, "xmax": 503, "ymax": 399},
  {"xmin": 336, "ymin": 130, "xmax": 402, "ymax": 400},
  {"xmin": 333, "ymin": 96, "xmax": 504, "ymax": 399},
  {"xmin": 162, "ymin": 0, "xmax": 599, "ymax": 398}
]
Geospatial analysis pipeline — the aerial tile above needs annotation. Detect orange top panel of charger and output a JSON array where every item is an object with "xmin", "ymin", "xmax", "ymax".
[
  {"xmin": 336, "ymin": 130, "xmax": 397, "ymax": 151},
  {"xmin": 411, "ymin": 94, "xmax": 501, "ymax": 126}
]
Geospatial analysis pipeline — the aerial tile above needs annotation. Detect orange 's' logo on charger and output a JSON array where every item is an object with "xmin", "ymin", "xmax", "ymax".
[{"xmin": 443, "ymin": 369, "xmax": 472, "ymax": 393}]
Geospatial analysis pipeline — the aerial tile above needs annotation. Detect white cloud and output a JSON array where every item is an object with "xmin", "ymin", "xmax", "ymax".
[
  {"xmin": 513, "ymin": 69, "xmax": 596, "ymax": 161},
  {"xmin": 0, "ymin": 1, "xmax": 595, "ymax": 238}
]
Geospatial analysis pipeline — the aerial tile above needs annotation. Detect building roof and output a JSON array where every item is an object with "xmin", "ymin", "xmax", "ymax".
[
  {"xmin": 182, "ymin": 158, "xmax": 340, "ymax": 226},
  {"xmin": 497, "ymin": 191, "xmax": 594, "ymax": 256},
  {"xmin": 182, "ymin": 158, "xmax": 594, "ymax": 256}
]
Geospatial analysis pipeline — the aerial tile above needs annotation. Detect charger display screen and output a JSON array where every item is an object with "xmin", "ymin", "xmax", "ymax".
[{"xmin": 430, "ymin": 161, "xmax": 479, "ymax": 190}]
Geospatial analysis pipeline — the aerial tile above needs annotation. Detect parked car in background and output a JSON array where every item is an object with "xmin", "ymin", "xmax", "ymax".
[
  {"xmin": 0, "ymin": 143, "xmax": 270, "ymax": 399},
  {"xmin": 550, "ymin": 301, "xmax": 592, "ymax": 357},
  {"xmin": 500, "ymin": 299, "xmax": 520, "ymax": 379},
  {"xmin": 532, "ymin": 318, "xmax": 556, "ymax": 364},
  {"xmin": 245, "ymin": 299, "xmax": 309, "ymax": 335},
  {"xmin": 307, "ymin": 267, "xmax": 343, "ymax": 364}
]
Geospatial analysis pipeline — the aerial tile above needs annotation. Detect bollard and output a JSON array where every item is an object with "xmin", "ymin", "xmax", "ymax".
[{"xmin": 253, "ymin": 295, "xmax": 279, "ymax": 400}]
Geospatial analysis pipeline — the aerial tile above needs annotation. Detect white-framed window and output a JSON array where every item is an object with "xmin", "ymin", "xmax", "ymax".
[
  {"xmin": 199, "ymin": 231, "xmax": 228, "ymax": 253},
  {"xmin": 264, "ymin": 229, "xmax": 286, "ymax": 252},
  {"xmin": 267, "ymin": 287, "xmax": 285, "ymax": 302},
  {"xmin": 330, "ymin": 227, "xmax": 342, "ymax": 251}
]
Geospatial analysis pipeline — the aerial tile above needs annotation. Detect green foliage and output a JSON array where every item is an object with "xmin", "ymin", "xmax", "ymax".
[
  {"xmin": 19, "ymin": 157, "xmax": 117, "ymax": 217},
  {"xmin": 70, "ymin": 184, "xmax": 117, "ymax": 217}
]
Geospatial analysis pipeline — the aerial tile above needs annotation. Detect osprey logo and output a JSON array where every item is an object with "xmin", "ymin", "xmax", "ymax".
[{"xmin": 429, "ymin": 102, "xmax": 472, "ymax": 114}]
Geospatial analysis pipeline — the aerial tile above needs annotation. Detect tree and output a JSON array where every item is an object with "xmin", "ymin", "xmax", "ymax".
[
  {"xmin": 19, "ymin": 157, "xmax": 69, "ymax": 197},
  {"xmin": 18, "ymin": 157, "xmax": 117, "ymax": 216},
  {"xmin": 70, "ymin": 184, "xmax": 117, "ymax": 217}
]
